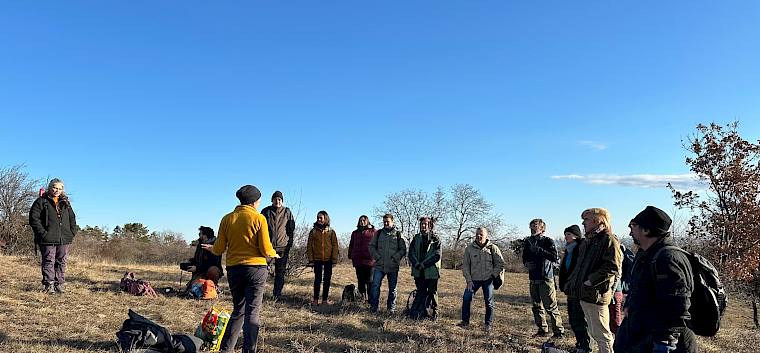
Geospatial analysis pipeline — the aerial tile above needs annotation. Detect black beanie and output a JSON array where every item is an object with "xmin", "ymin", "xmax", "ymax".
[
  {"xmin": 632, "ymin": 205, "xmax": 672, "ymax": 235},
  {"xmin": 236, "ymin": 185, "xmax": 261, "ymax": 205},
  {"xmin": 272, "ymin": 190, "xmax": 284, "ymax": 201},
  {"xmin": 564, "ymin": 225, "xmax": 582, "ymax": 239}
]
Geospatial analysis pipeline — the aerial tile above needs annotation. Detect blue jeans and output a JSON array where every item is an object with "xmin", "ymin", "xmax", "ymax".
[
  {"xmin": 461, "ymin": 279, "xmax": 494, "ymax": 325},
  {"xmin": 369, "ymin": 268, "xmax": 398, "ymax": 311}
]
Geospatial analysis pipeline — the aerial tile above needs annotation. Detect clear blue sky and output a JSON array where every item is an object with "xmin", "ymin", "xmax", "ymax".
[{"xmin": 2, "ymin": 1, "xmax": 759, "ymax": 242}]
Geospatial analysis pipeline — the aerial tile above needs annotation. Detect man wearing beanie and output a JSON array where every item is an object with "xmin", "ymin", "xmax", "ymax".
[
  {"xmin": 559, "ymin": 225, "xmax": 591, "ymax": 353},
  {"xmin": 614, "ymin": 206, "xmax": 697, "ymax": 353},
  {"xmin": 203, "ymin": 185, "xmax": 279, "ymax": 353},
  {"xmin": 522, "ymin": 218, "xmax": 564, "ymax": 338},
  {"xmin": 261, "ymin": 190, "xmax": 296, "ymax": 301}
]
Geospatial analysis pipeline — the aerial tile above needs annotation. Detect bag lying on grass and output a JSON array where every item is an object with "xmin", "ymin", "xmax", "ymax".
[
  {"xmin": 194, "ymin": 306, "xmax": 231, "ymax": 352},
  {"xmin": 120, "ymin": 272, "xmax": 159, "ymax": 297},
  {"xmin": 189, "ymin": 278, "xmax": 218, "ymax": 300},
  {"xmin": 116, "ymin": 309, "xmax": 203, "ymax": 353}
]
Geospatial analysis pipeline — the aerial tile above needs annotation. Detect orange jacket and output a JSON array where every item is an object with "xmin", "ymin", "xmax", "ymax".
[{"xmin": 307, "ymin": 226, "xmax": 339, "ymax": 263}]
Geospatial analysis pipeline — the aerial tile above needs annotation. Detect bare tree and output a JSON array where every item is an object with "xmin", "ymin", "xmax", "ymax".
[
  {"xmin": 0, "ymin": 164, "xmax": 41, "ymax": 253},
  {"xmin": 447, "ymin": 184, "xmax": 492, "ymax": 249},
  {"xmin": 373, "ymin": 188, "xmax": 435, "ymax": 241}
]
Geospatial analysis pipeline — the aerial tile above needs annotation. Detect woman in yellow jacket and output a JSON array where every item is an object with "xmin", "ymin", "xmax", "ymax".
[{"xmin": 306, "ymin": 210, "xmax": 339, "ymax": 305}]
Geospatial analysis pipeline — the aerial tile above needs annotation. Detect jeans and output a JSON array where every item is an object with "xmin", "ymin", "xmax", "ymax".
[
  {"xmin": 272, "ymin": 247, "xmax": 290, "ymax": 298},
  {"xmin": 354, "ymin": 265, "xmax": 373, "ymax": 298},
  {"xmin": 369, "ymin": 268, "xmax": 398, "ymax": 311},
  {"xmin": 461, "ymin": 279, "xmax": 494, "ymax": 325},
  {"xmin": 219, "ymin": 265, "xmax": 268, "ymax": 353},
  {"xmin": 313, "ymin": 261, "xmax": 333, "ymax": 301},
  {"xmin": 40, "ymin": 244, "xmax": 70, "ymax": 285}
]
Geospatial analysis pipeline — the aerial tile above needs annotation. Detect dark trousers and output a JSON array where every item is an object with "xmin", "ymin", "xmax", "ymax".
[
  {"xmin": 313, "ymin": 261, "xmax": 333, "ymax": 301},
  {"xmin": 410, "ymin": 277, "xmax": 438, "ymax": 319},
  {"xmin": 220, "ymin": 265, "xmax": 268, "ymax": 353},
  {"xmin": 272, "ymin": 247, "xmax": 290, "ymax": 298},
  {"xmin": 40, "ymin": 244, "xmax": 70, "ymax": 285},
  {"xmin": 567, "ymin": 298, "xmax": 591, "ymax": 351},
  {"xmin": 461, "ymin": 279, "xmax": 494, "ymax": 325},
  {"xmin": 354, "ymin": 265, "xmax": 373, "ymax": 298}
]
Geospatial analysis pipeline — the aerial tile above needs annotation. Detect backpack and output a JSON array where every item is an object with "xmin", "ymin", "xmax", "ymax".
[
  {"xmin": 120, "ymin": 272, "xmax": 159, "ymax": 297},
  {"xmin": 488, "ymin": 243, "xmax": 505, "ymax": 290},
  {"xmin": 651, "ymin": 246, "xmax": 727, "ymax": 337},
  {"xmin": 189, "ymin": 279, "xmax": 218, "ymax": 300},
  {"xmin": 341, "ymin": 284, "xmax": 359, "ymax": 303},
  {"xmin": 116, "ymin": 309, "xmax": 202, "ymax": 353},
  {"xmin": 620, "ymin": 245, "xmax": 635, "ymax": 293},
  {"xmin": 540, "ymin": 342, "xmax": 570, "ymax": 353}
]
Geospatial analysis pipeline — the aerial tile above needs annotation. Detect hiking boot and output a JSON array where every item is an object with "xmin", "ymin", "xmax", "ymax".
[
  {"xmin": 456, "ymin": 321, "xmax": 470, "ymax": 328},
  {"xmin": 42, "ymin": 283, "xmax": 55, "ymax": 294},
  {"xmin": 54, "ymin": 283, "xmax": 66, "ymax": 294},
  {"xmin": 532, "ymin": 330, "xmax": 549, "ymax": 337},
  {"xmin": 310, "ymin": 299, "xmax": 320, "ymax": 306}
]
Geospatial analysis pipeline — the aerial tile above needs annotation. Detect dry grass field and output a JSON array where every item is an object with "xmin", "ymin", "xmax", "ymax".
[{"xmin": 0, "ymin": 254, "xmax": 757, "ymax": 353}]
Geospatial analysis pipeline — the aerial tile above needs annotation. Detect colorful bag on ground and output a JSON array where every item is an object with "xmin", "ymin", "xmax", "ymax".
[
  {"xmin": 120, "ymin": 272, "xmax": 158, "ymax": 297},
  {"xmin": 189, "ymin": 279, "xmax": 218, "ymax": 300},
  {"xmin": 194, "ymin": 306, "xmax": 230, "ymax": 352}
]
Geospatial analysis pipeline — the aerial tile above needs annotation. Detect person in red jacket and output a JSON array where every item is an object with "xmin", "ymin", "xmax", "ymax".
[{"xmin": 348, "ymin": 215, "xmax": 376, "ymax": 302}]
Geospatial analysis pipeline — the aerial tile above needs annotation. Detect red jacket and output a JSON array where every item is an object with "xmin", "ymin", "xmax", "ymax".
[{"xmin": 348, "ymin": 227, "xmax": 376, "ymax": 267}]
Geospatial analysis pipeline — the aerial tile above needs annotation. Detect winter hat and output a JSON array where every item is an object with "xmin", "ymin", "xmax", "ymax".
[
  {"xmin": 564, "ymin": 225, "xmax": 582, "ymax": 239},
  {"xmin": 272, "ymin": 190, "xmax": 284, "ymax": 201},
  {"xmin": 236, "ymin": 185, "xmax": 261, "ymax": 205},
  {"xmin": 631, "ymin": 206, "xmax": 672, "ymax": 235}
]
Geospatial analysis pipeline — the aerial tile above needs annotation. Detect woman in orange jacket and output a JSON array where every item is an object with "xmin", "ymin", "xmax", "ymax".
[{"xmin": 306, "ymin": 210, "xmax": 339, "ymax": 305}]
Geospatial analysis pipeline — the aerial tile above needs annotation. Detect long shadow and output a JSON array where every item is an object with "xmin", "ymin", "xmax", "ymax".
[
  {"xmin": 494, "ymin": 292, "xmax": 532, "ymax": 305},
  {"xmin": 10, "ymin": 338, "xmax": 115, "ymax": 351}
]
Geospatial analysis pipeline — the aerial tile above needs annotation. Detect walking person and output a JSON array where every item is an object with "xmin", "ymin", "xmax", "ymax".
[
  {"xmin": 559, "ymin": 225, "xmax": 591, "ymax": 353},
  {"xmin": 306, "ymin": 210, "xmax": 339, "ymax": 305},
  {"xmin": 565, "ymin": 208, "xmax": 622, "ymax": 353},
  {"xmin": 261, "ymin": 191, "xmax": 296, "ymax": 301},
  {"xmin": 523, "ymin": 218, "xmax": 565, "ymax": 338},
  {"xmin": 29, "ymin": 178, "xmax": 78, "ymax": 294},
  {"xmin": 458, "ymin": 227, "xmax": 505, "ymax": 333},
  {"xmin": 407, "ymin": 217, "xmax": 442, "ymax": 320},
  {"xmin": 348, "ymin": 215, "xmax": 376, "ymax": 302},
  {"xmin": 203, "ymin": 185, "xmax": 279, "ymax": 353},
  {"xmin": 369, "ymin": 213, "xmax": 406, "ymax": 314}
]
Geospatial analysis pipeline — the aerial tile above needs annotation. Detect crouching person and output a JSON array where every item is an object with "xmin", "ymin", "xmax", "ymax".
[
  {"xmin": 407, "ymin": 217, "xmax": 441, "ymax": 320},
  {"xmin": 183, "ymin": 226, "xmax": 223, "ymax": 292},
  {"xmin": 458, "ymin": 227, "xmax": 505, "ymax": 333}
]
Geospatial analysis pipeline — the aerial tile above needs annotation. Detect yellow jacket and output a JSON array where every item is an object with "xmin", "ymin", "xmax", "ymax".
[
  {"xmin": 307, "ymin": 226, "xmax": 339, "ymax": 263},
  {"xmin": 211, "ymin": 205, "xmax": 277, "ymax": 266}
]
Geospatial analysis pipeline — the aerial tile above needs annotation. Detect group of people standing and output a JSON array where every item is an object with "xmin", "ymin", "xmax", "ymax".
[{"xmin": 28, "ymin": 179, "xmax": 698, "ymax": 353}]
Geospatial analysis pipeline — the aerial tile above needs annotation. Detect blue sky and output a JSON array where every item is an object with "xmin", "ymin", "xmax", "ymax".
[{"xmin": 2, "ymin": 1, "xmax": 759, "ymax": 242}]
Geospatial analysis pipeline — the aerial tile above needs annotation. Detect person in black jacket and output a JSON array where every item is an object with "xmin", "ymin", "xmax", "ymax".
[
  {"xmin": 523, "ymin": 218, "xmax": 564, "ymax": 337},
  {"xmin": 260, "ymin": 191, "xmax": 295, "ymax": 300},
  {"xmin": 29, "ymin": 178, "xmax": 77, "ymax": 294},
  {"xmin": 184, "ymin": 226, "xmax": 223, "ymax": 290},
  {"xmin": 614, "ymin": 206, "xmax": 697, "ymax": 353},
  {"xmin": 559, "ymin": 225, "xmax": 591, "ymax": 353}
]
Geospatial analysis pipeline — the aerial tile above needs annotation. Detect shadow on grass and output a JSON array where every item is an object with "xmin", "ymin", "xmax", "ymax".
[
  {"xmin": 494, "ymin": 292, "xmax": 532, "ymax": 305},
  {"xmin": 9, "ymin": 338, "xmax": 115, "ymax": 351}
]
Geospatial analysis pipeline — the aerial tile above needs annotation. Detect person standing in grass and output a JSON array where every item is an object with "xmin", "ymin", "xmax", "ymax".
[
  {"xmin": 260, "ymin": 190, "xmax": 296, "ymax": 301},
  {"xmin": 523, "ymin": 218, "xmax": 565, "ymax": 338},
  {"xmin": 306, "ymin": 210, "xmax": 339, "ymax": 305},
  {"xmin": 29, "ymin": 178, "xmax": 77, "ymax": 294},
  {"xmin": 348, "ymin": 215, "xmax": 376, "ymax": 302},
  {"xmin": 458, "ymin": 227, "xmax": 505, "ymax": 332},
  {"xmin": 202, "ymin": 185, "xmax": 279, "ymax": 353},
  {"xmin": 407, "ymin": 216, "xmax": 442, "ymax": 320},
  {"xmin": 559, "ymin": 225, "xmax": 591, "ymax": 353},
  {"xmin": 369, "ymin": 213, "xmax": 406, "ymax": 313}
]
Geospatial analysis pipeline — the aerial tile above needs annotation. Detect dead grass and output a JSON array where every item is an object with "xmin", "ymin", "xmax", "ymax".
[{"xmin": 0, "ymin": 254, "xmax": 757, "ymax": 352}]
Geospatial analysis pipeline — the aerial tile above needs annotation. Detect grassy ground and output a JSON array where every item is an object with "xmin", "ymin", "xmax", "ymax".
[{"xmin": 0, "ymin": 254, "xmax": 757, "ymax": 353}]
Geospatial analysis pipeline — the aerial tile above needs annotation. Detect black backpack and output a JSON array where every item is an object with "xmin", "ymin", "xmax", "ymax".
[
  {"xmin": 341, "ymin": 284, "xmax": 359, "ymax": 303},
  {"xmin": 116, "ymin": 309, "xmax": 202, "ymax": 353},
  {"xmin": 651, "ymin": 246, "xmax": 727, "ymax": 337}
]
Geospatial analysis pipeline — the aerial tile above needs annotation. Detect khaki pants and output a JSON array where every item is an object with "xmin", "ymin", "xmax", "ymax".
[
  {"xmin": 529, "ymin": 279, "xmax": 564, "ymax": 334},
  {"xmin": 580, "ymin": 301, "xmax": 614, "ymax": 353}
]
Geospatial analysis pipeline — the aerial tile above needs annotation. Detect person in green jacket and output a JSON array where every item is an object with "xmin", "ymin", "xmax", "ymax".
[
  {"xmin": 407, "ymin": 216, "xmax": 442, "ymax": 320},
  {"xmin": 369, "ymin": 213, "xmax": 407, "ymax": 313}
]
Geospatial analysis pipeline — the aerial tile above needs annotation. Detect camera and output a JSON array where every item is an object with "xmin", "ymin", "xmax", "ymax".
[{"xmin": 180, "ymin": 262, "xmax": 192, "ymax": 271}]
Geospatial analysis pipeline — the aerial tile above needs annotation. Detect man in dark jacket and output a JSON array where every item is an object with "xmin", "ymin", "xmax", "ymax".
[
  {"xmin": 614, "ymin": 206, "xmax": 697, "ymax": 353},
  {"xmin": 260, "ymin": 190, "xmax": 296, "ymax": 300},
  {"xmin": 185, "ymin": 226, "xmax": 223, "ymax": 289},
  {"xmin": 560, "ymin": 225, "xmax": 591, "ymax": 353},
  {"xmin": 523, "ymin": 218, "xmax": 564, "ymax": 337}
]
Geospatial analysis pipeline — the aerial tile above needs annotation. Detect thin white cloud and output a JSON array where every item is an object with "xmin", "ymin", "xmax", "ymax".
[
  {"xmin": 578, "ymin": 140, "xmax": 608, "ymax": 150},
  {"xmin": 551, "ymin": 173, "xmax": 706, "ymax": 191}
]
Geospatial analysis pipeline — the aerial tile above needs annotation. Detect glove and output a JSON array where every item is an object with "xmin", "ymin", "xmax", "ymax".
[
  {"xmin": 652, "ymin": 342, "xmax": 675, "ymax": 353},
  {"xmin": 530, "ymin": 244, "xmax": 541, "ymax": 253},
  {"xmin": 415, "ymin": 263, "xmax": 424, "ymax": 271}
]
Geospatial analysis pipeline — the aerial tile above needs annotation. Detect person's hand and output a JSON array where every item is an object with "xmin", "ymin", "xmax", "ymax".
[
  {"xmin": 530, "ymin": 243, "xmax": 540, "ymax": 253},
  {"xmin": 272, "ymin": 253, "xmax": 281, "ymax": 259},
  {"xmin": 187, "ymin": 265, "xmax": 197, "ymax": 272},
  {"xmin": 201, "ymin": 244, "xmax": 213, "ymax": 251},
  {"xmin": 466, "ymin": 281, "xmax": 474, "ymax": 292},
  {"xmin": 415, "ymin": 263, "xmax": 424, "ymax": 271},
  {"xmin": 584, "ymin": 280, "xmax": 592, "ymax": 286}
]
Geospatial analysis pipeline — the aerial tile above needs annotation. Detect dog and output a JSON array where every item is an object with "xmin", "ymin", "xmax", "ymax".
[{"xmin": 341, "ymin": 284, "xmax": 359, "ymax": 303}]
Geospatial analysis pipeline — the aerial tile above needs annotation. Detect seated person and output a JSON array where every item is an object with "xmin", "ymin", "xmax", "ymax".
[{"xmin": 183, "ymin": 226, "xmax": 223, "ymax": 291}]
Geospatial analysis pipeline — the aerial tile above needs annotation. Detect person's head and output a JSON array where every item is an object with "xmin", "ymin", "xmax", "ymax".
[
  {"xmin": 206, "ymin": 266, "xmax": 222, "ymax": 283},
  {"xmin": 475, "ymin": 227, "xmax": 489, "ymax": 245},
  {"xmin": 564, "ymin": 224, "xmax": 582, "ymax": 244},
  {"xmin": 419, "ymin": 217, "xmax": 434, "ymax": 234},
  {"xmin": 198, "ymin": 226, "xmax": 214, "ymax": 241},
  {"xmin": 383, "ymin": 213, "xmax": 394, "ymax": 229},
  {"xmin": 356, "ymin": 215, "xmax": 371, "ymax": 229},
  {"xmin": 236, "ymin": 185, "xmax": 262, "ymax": 208},
  {"xmin": 316, "ymin": 210, "xmax": 330, "ymax": 227},
  {"xmin": 529, "ymin": 219, "xmax": 545, "ymax": 236},
  {"xmin": 629, "ymin": 206, "xmax": 672, "ymax": 250},
  {"xmin": 581, "ymin": 208, "xmax": 612, "ymax": 235},
  {"xmin": 271, "ymin": 191, "xmax": 284, "ymax": 208},
  {"xmin": 48, "ymin": 178, "xmax": 65, "ymax": 198}
]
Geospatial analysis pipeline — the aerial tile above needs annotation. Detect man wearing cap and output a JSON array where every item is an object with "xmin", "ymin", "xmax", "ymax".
[
  {"xmin": 559, "ymin": 225, "xmax": 591, "ymax": 353},
  {"xmin": 261, "ymin": 190, "xmax": 296, "ymax": 301},
  {"xmin": 614, "ymin": 206, "xmax": 697, "ymax": 353},
  {"xmin": 202, "ymin": 185, "xmax": 279, "ymax": 353},
  {"xmin": 522, "ymin": 218, "xmax": 564, "ymax": 338}
]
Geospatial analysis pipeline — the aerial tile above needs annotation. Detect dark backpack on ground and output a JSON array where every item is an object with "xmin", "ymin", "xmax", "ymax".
[
  {"xmin": 120, "ymin": 272, "xmax": 159, "ymax": 297},
  {"xmin": 652, "ymin": 246, "xmax": 728, "ymax": 337},
  {"xmin": 116, "ymin": 309, "xmax": 202, "ymax": 353},
  {"xmin": 341, "ymin": 284, "xmax": 359, "ymax": 303}
]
